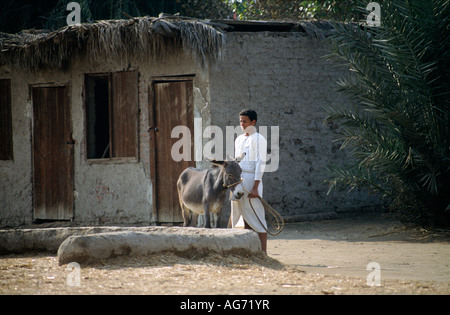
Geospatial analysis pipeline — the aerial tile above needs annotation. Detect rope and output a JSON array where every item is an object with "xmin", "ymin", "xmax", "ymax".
[
  {"xmin": 223, "ymin": 178, "xmax": 243, "ymax": 188},
  {"xmin": 242, "ymin": 188, "xmax": 285, "ymax": 236}
]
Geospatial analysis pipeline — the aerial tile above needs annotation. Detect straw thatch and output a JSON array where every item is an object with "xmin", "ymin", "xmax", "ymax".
[{"xmin": 0, "ymin": 16, "xmax": 226, "ymax": 71}]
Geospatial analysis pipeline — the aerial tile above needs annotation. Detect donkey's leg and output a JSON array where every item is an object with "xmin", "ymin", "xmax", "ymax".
[
  {"xmin": 214, "ymin": 207, "xmax": 223, "ymax": 228},
  {"xmin": 203, "ymin": 203, "xmax": 211, "ymax": 228},
  {"xmin": 180, "ymin": 203, "xmax": 191, "ymax": 227}
]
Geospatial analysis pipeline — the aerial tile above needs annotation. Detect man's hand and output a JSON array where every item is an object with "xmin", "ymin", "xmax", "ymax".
[{"xmin": 248, "ymin": 180, "xmax": 260, "ymax": 198}]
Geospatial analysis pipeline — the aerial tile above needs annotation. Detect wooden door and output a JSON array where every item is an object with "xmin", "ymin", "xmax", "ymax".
[
  {"xmin": 32, "ymin": 86, "xmax": 74, "ymax": 220},
  {"xmin": 111, "ymin": 71, "xmax": 138, "ymax": 158},
  {"xmin": 151, "ymin": 80, "xmax": 194, "ymax": 224}
]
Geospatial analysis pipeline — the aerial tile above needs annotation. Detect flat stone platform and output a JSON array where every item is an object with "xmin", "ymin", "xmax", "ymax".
[{"xmin": 0, "ymin": 226, "xmax": 261, "ymax": 265}]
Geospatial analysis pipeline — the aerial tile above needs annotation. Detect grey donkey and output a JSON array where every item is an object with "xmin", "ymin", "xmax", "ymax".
[{"xmin": 177, "ymin": 154, "xmax": 245, "ymax": 228}]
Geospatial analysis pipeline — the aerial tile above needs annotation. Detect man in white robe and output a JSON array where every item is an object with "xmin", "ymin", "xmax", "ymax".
[{"xmin": 230, "ymin": 109, "xmax": 268, "ymax": 253}]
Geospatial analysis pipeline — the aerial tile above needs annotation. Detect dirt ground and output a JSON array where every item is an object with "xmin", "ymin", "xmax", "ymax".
[{"xmin": 0, "ymin": 213, "xmax": 449, "ymax": 295}]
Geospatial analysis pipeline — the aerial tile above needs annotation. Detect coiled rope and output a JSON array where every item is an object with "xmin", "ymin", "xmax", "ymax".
[{"xmin": 242, "ymin": 188, "xmax": 285, "ymax": 236}]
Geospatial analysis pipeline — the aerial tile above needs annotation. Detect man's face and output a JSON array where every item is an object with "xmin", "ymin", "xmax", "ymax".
[{"xmin": 239, "ymin": 115, "xmax": 256, "ymax": 133}]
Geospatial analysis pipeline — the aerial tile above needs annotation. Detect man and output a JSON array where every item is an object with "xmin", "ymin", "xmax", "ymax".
[{"xmin": 230, "ymin": 109, "xmax": 268, "ymax": 253}]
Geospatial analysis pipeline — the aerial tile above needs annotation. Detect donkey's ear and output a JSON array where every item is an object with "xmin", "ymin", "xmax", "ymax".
[
  {"xmin": 235, "ymin": 152, "xmax": 246, "ymax": 162},
  {"xmin": 206, "ymin": 157, "xmax": 225, "ymax": 166},
  {"xmin": 225, "ymin": 154, "xmax": 234, "ymax": 162}
]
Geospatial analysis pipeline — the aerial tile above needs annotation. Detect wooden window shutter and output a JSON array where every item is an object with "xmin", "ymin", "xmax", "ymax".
[
  {"xmin": 0, "ymin": 79, "xmax": 13, "ymax": 160},
  {"xmin": 111, "ymin": 71, "xmax": 138, "ymax": 158}
]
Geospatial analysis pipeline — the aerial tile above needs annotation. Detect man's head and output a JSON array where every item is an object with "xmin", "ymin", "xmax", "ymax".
[{"xmin": 239, "ymin": 109, "xmax": 257, "ymax": 134}]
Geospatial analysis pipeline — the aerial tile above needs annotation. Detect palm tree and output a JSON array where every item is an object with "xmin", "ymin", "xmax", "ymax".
[{"xmin": 325, "ymin": 0, "xmax": 450, "ymax": 226}]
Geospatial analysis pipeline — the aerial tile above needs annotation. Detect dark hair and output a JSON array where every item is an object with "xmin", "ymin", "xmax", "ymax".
[{"xmin": 239, "ymin": 109, "xmax": 257, "ymax": 122}]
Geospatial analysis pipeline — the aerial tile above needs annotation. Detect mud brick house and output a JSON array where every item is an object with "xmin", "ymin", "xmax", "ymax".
[{"xmin": 0, "ymin": 17, "xmax": 381, "ymax": 227}]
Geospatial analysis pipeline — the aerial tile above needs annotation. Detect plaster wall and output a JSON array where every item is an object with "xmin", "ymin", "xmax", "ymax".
[{"xmin": 209, "ymin": 32, "xmax": 383, "ymax": 220}]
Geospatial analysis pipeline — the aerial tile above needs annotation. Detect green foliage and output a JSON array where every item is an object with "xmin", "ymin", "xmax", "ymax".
[
  {"xmin": 0, "ymin": 0, "xmax": 231, "ymax": 33},
  {"xmin": 44, "ymin": 0, "xmax": 186, "ymax": 30},
  {"xmin": 325, "ymin": 0, "xmax": 450, "ymax": 226},
  {"xmin": 0, "ymin": 0, "xmax": 59, "ymax": 33},
  {"xmin": 231, "ymin": 0, "xmax": 360, "ymax": 21},
  {"xmin": 0, "ymin": 0, "xmax": 360, "ymax": 33},
  {"xmin": 177, "ymin": 0, "xmax": 232, "ymax": 19}
]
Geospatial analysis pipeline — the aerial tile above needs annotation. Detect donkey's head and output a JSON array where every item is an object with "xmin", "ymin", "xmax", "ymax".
[{"xmin": 209, "ymin": 153, "xmax": 245, "ymax": 200}]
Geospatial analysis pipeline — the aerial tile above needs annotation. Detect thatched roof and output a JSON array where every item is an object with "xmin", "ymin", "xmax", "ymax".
[
  {"xmin": 0, "ymin": 16, "xmax": 226, "ymax": 71},
  {"xmin": 0, "ymin": 16, "xmax": 331, "ymax": 72}
]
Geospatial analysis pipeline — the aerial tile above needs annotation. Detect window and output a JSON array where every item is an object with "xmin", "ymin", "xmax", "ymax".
[
  {"xmin": 0, "ymin": 79, "xmax": 13, "ymax": 160},
  {"xmin": 85, "ymin": 71, "xmax": 138, "ymax": 160},
  {"xmin": 86, "ymin": 74, "xmax": 110, "ymax": 159}
]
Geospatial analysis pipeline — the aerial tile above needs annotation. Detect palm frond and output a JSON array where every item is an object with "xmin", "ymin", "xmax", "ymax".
[
  {"xmin": 325, "ymin": 0, "xmax": 450, "ymax": 225},
  {"xmin": 325, "ymin": 163, "xmax": 385, "ymax": 195}
]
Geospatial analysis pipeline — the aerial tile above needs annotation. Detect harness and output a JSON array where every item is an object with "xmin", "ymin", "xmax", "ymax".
[{"xmin": 223, "ymin": 177, "xmax": 243, "ymax": 188}]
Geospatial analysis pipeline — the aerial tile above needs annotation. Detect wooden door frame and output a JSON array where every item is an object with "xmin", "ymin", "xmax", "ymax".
[
  {"xmin": 31, "ymin": 83, "xmax": 74, "ymax": 221},
  {"xmin": 148, "ymin": 76, "xmax": 195, "ymax": 224}
]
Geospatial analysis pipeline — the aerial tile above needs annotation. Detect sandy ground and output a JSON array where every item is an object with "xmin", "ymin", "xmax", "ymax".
[
  {"xmin": 269, "ymin": 213, "xmax": 450, "ymax": 284},
  {"xmin": 0, "ymin": 213, "xmax": 449, "ymax": 295}
]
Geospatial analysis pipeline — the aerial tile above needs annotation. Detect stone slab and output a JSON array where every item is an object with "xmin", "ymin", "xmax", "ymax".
[
  {"xmin": 0, "ymin": 226, "xmax": 261, "ymax": 264},
  {"xmin": 57, "ymin": 227, "xmax": 261, "ymax": 265}
]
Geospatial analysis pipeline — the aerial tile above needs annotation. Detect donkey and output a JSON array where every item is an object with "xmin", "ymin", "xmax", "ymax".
[{"xmin": 177, "ymin": 154, "xmax": 245, "ymax": 228}]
